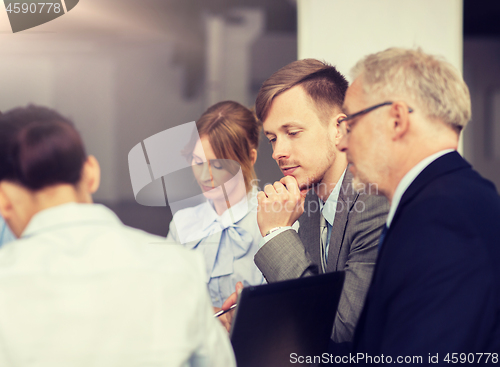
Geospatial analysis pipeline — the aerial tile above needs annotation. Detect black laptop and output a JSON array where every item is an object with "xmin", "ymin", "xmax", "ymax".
[{"xmin": 230, "ymin": 271, "xmax": 345, "ymax": 367}]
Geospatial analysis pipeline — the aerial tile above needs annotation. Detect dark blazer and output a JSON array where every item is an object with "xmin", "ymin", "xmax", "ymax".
[
  {"xmin": 354, "ymin": 152, "xmax": 500, "ymax": 363},
  {"xmin": 255, "ymin": 169, "xmax": 389, "ymax": 343}
]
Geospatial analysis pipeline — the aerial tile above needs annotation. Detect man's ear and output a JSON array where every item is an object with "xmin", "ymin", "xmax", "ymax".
[
  {"xmin": 0, "ymin": 183, "xmax": 13, "ymax": 222},
  {"xmin": 82, "ymin": 155, "xmax": 101, "ymax": 194},
  {"xmin": 334, "ymin": 113, "xmax": 347, "ymax": 145},
  {"xmin": 390, "ymin": 101, "xmax": 411, "ymax": 140},
  {"xmin": 0, "ymin": 182, "xmax": 27, "ymax": 238},
  {"xmin": 250, "ymin": 148, "xmax": 258, "ymax": 166}
]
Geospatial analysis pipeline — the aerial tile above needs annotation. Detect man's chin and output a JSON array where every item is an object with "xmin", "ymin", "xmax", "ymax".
[
  {"xmin": 351, "ymin": 175, "xmax": 366, "ymax": 193},
  {"xmin": 296, "ymin": 176, "xmax": 321, "ymax": 192}
]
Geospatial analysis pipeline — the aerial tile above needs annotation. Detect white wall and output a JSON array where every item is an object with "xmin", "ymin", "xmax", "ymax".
[
  {"xmin": 204, "ymin": 8, "xmax": 265, "ymax": 107},
  {"xmin": 297, "ymin": 0, "xmax": 463, "ymax": 78},
  {"xmin": 297, "ymin": 0, "xmax": 464, "ymax": 152}
]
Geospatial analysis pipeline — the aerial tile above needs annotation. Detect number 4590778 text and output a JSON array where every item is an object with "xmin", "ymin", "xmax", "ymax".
[{"xmin": 6, "ymin": 3, "xmax": 62, "ymax": 14}]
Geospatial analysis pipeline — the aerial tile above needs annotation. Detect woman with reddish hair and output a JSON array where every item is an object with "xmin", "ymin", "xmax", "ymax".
[{"xmin": 167, "ymin": 101, "xmax": 265, "ymax": 310}]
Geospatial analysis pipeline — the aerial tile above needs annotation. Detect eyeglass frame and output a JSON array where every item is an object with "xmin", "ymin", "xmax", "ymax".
[{"xmin": 338, "ymin": 101, "xmax": 413, "ymax": 134}]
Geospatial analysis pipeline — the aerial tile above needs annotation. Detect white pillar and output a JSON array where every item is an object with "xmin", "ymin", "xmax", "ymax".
[{"xmin": 204, "ymin": 8, "xmax": 264, "ymax": 107}]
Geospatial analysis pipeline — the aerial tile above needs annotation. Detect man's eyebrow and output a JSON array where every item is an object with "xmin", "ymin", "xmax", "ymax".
[
  {"xmin": 265, "ymin": 123, "xmax": 303, "ymax": 135},
  {"xmin": 281, "ymin": 123, "xmax": 301, "ymax": 129}
]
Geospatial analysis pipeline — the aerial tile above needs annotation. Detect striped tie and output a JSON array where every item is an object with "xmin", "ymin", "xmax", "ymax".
[{"xmin": 319, "ymin": 213, "xmax": 328, "ymax": 273}]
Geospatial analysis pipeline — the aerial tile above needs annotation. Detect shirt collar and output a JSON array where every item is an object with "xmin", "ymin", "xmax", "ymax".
[
  {"xmin": 319, "ymin": 169, "xmax": 347, "ymax": 226},
  {"xmin": 386, "ymin": 149, "xmax": 455, "ymax": 228},
  {"xmin": 173, "ymin": 187, "xmax": 258, "ymax": 244},
  {"xmin": 22, "ymin": 202, "xmax": 122, "ymax": 238},
  {"xmin": 216, "ymin": 186, "xmax": 258, "ymax": 228}
]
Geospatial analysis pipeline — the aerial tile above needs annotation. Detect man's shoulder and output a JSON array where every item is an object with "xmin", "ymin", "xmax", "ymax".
[
  {"xmin": 387, "ymin": 163, "xmax": 500, "ymax": 264},
  {"xmin": 404, "ymin": 161, "xmax": 500, "ymax": 218}
]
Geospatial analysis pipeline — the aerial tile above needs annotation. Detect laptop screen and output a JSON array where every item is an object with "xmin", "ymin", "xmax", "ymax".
[{"xmin": 230, "ymin": 271, "xmax": 345, "ymax": 367}]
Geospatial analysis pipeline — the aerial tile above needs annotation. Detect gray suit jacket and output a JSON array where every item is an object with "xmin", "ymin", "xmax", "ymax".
[{"xmin": 254, "ymin": 169, "xmax": 388, "ymax": 343}]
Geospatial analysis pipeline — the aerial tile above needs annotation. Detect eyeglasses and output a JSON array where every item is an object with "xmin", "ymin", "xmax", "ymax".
[{"xmin": 338, "ymin": 101, "xmax": 413, "ymax": 135}]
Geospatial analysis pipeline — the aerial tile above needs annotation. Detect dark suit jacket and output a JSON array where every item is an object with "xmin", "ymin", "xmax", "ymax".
[
  {"xmin": 255, "ymin": 169, "xmax": 389, "ymax": 343},
  {"xmin": 354, "ymin": 152, "xmax": 500, "ymax": 363}
]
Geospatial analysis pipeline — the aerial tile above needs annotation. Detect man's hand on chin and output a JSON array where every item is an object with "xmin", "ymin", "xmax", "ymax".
[{"xmin": 257, "ymin": 175, "xmax": 306, "ymax": 237}]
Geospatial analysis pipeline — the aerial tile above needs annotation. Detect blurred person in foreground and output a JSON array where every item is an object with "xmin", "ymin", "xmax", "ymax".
[
  {"xmin": 0, "ymin": 105, "xmax": 235, "ymax": 367},
  {"xmin": 0, "ymin": 109, "xmax": 15, "ymax": 247},
  {"xmin": 167, "ymin": 101, "xmax": 265, "ymax": 314},
  {"xmin": 223, "ymin": 59, "xmax": 389, "ymax": 351},
  {"xmin": 339, "ymin": 48, "xmax": 500, "ymax": 361},
  {"xmin": 0, "ymin": 215, "xmax": 15, "ymax": 246}
]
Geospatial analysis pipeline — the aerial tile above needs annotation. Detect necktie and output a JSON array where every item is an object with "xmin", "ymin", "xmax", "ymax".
[
  {"xmin": 319, "ymin": 213, "xmax": 328, "ymax": 273},
  {"xmin": 378, "ymin": 225, "xmax": 388, "ymax": 251}
]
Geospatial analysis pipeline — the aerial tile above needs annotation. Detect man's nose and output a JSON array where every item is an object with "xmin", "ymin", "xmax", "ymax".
[
  {"xmin": 199, "ymin": 162, "xmax": 213, "ymax": 183},
  {"xmin": 271, "ymin": 139, "xmax": 290, "ymax": 161},
  {"xmin": 338, "ymin": 133, "xmax": 349, "ymax": 153}
]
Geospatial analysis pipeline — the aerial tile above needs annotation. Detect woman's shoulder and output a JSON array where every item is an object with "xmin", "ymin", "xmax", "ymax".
[
  {"xmin": 172, "ymin": 200, "xmax": 213, "ymax": 222},
  {"xmin": 168, "ymin": 200, "xmax": 216, "ymax": 238}
]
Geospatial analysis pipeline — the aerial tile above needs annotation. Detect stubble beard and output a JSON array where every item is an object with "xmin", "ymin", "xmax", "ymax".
[
  {"xmin": 296, "ymin": 139, "xmax": 336, "ymax": 192},
  {"xmin": 349, "ymin": 152, "xmax": 387, "ymax": 196}
]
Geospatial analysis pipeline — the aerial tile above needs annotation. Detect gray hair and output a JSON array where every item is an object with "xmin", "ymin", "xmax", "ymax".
[{"xmin": 351, "ymin": 48, "xmax": 471, "ymax": 133}]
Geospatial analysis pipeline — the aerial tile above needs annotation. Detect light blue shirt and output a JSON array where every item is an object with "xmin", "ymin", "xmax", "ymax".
[
  {"xmin": 0, "ymin": 216, "xmax": 15, "ymax": 247},
  {"xmin": 167, "ymin": 189, "xmax": 265, "ymax": 307},
  {"xmin": 318, "ymin": 169, "xmax": 346, "ymax": 262}
]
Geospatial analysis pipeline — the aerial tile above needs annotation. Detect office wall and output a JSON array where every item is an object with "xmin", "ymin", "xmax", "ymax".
[
  {"xmin": 297, "ymin": 0, "xmax": 463, "ymax": 78},
  {"xmin": 297, "ymin": 0, "xmax": 464, "ymax": 154}
]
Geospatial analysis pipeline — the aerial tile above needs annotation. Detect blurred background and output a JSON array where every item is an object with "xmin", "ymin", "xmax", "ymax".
[{"xmin": 0, "ymin": 0, "xmax": 498, "ymax": 236}]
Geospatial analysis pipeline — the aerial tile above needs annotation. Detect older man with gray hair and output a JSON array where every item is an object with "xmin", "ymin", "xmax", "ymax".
[{"xmin": 339, "ymin": 48, "xmax": 500, "ymax": 360}]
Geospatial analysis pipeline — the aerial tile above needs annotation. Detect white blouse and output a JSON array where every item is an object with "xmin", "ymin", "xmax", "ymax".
[{"xmin": 167, "ymin": 188, "xmax": 265, "ymax": 307}]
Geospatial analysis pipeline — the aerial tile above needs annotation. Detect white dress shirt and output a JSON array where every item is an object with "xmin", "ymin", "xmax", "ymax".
[
  {"xmin": 168, "ymin": 188, "xmax": 265, "ymax": 307},
  {"xmin": 0, "ymin": 202, "xmax": 235, "ymax": 367}
]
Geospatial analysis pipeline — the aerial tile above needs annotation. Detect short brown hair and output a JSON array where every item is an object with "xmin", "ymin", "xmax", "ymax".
[
  {"xmin": 255, "ymin": 59, "xmax": 349, "ymax": 123},
  {"xmin": 188, "ymin": 101, "xmax": 260, "ymax": 192}
]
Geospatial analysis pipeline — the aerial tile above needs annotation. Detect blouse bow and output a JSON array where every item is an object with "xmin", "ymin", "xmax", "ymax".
[{"xmin": 173, "ymin": 193, "xmax": 257, "ymax": 281}]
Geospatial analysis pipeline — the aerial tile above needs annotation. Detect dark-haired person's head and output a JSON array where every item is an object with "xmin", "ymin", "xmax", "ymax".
[
  {"xmin": 255, "ymin": 59, "xmax": 349, "ymax": 193},
  {"xmin": 0, "ymin": 105, "xmax": 100, "ymax": 237}
]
